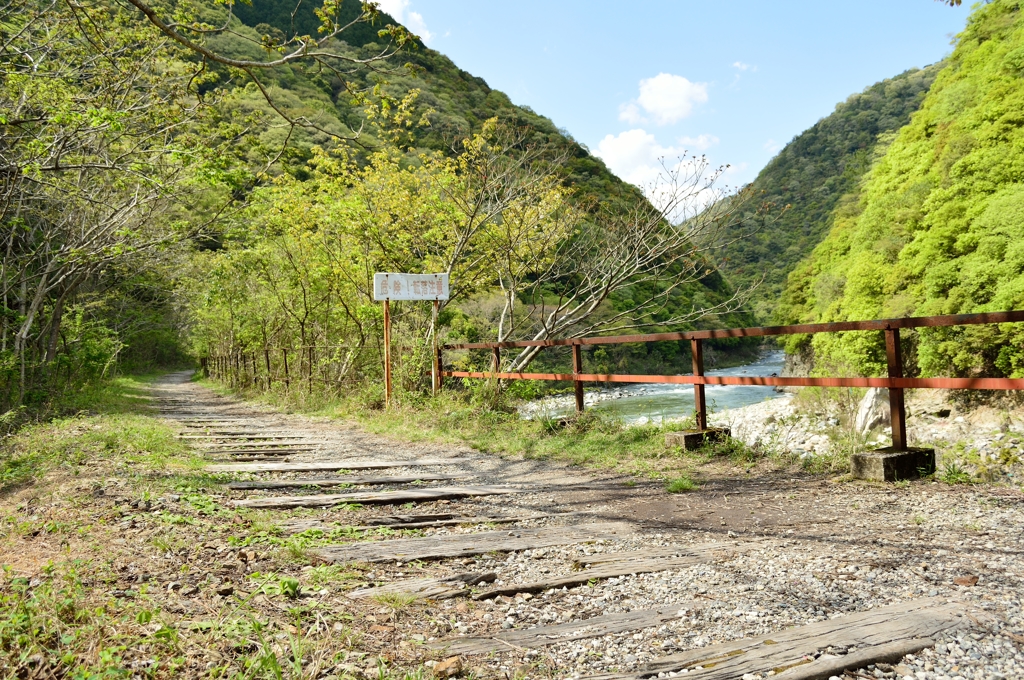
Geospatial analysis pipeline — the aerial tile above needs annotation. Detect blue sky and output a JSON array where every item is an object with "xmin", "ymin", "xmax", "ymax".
[{"xmin": 377, "ymin": 0, "xmax": 972, "ymax": 191}]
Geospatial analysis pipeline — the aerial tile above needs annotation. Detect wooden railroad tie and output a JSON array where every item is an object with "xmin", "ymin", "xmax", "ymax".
[
  {"xmin": 231, "ymin": 485, "xmax": 521, "ymax": 509},
  {"xmin": 430, "ymin": 606, "xmax": 694, "ymax": 655},
  {"xmin": 582, "ymin": 597, "xmax": 972, "ymax": 680},
  {"xmin": 206, "ymin": 459, "xmax": 450, "ymax": 473},
  {"xmin": 226, "ymin": 474, "xmax": 464, "ymax": 490},
  {"xmin": 315, "ymin": 522, "xmax": 632, "ymax": 564}
]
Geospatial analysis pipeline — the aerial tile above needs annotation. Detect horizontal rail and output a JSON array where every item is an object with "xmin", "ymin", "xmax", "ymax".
[
  {"xmin": 443, "ymin": 371, "xmax": 1024, "ymax": 391},
  {"xmin": 442, "ymin": 310, "xmax": 1024, "ymax": 350}
]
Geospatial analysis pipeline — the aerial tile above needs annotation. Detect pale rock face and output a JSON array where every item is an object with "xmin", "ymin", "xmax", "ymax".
[{"xmin": 854, "ymin": 387, "xmax": 890, "ymax": 435}]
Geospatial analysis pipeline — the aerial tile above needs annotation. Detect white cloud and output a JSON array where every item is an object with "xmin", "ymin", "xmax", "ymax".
[
  {"xmin": 733, "ymin": 61, "xmax": 753, "ymax": 71},
  {"xmin": 595, "ymin": 129, "xmax": 727, "ymax": 219},
  {"xmin": 618, "ymin": 73, "xmax": 708, "ymax": 126},
  {"xmin": 618, "ymin": 102, "xmax": 643, "ymax": 124},
  {"xmin": 678, "ymin": 134, "xmax": 719, "ymax": 151},
  {"xmin": 374, "ymin": 0, "xmax": 433, "ymax": 42},
  {"xmin": 595, "ymin": 129, "xmax": 681, "ymax": 188},
  {"xmin": 763, "ymin": 139, "xmax": 782, "ymax": 153}
]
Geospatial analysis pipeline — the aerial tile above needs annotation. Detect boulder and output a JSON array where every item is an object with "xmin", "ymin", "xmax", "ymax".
[{"xmin": 855, "ymin": 388, "xmax": 890, "ymax": 434}]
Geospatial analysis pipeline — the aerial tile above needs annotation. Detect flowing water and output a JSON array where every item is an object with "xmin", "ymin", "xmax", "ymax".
[{"xmin": 521, "ymin": 350, "xmax": 786, "ymax": 425}]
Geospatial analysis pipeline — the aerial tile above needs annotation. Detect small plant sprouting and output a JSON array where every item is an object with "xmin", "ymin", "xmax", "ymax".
[
  {"xmin": 940, "ymin": 460, "xmax": 973, "ymax": 485},
  {"xmin": 665, "ymin": 475, "xmax": 697, "ymax": 493}
]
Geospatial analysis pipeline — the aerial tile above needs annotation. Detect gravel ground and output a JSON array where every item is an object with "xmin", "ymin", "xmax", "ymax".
[{"xmin": 154, "ymin": 375, "xmax": 1024, "ymax": 680}]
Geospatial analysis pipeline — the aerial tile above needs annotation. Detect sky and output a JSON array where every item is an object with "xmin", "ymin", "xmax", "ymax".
[{"xmin": 374, "ymin": 0, "xmax": 973, "ymax": 192}]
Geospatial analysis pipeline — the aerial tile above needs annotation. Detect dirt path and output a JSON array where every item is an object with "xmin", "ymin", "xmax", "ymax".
[{"xmin": 151, "ymin": 373, "xmax": 1024, "ymax": 680}]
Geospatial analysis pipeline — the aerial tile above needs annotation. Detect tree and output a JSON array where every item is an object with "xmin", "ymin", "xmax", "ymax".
[
  {"xmin": 0, "ymin": 1, "xmax": 220, "ymax": 407},
  {"xmin": 124, "ymin": 0, "xmax": 415, "ymax": 140}
]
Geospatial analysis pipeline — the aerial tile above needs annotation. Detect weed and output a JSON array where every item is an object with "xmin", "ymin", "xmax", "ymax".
[
  {"xmin": 665, "ymin": 475, "xmax": 697, "ymax": 493},
  {"xmin": 941, "ymin": 460, "xmax": 974, "ymax": 485},
  {"xmin": 372, "ymin": 591, "xmax": 418, "ymax": 612},
  {"xmin": 307, "ymin": 565, "xmax": 360, "ymax": 589},
  {"xmin": 912, "ymin": 514, "xmax": 926, "ymax": 525},
  {"xmin": 281, "ymin": 537, "xmax": 312, "ymax": 563}
]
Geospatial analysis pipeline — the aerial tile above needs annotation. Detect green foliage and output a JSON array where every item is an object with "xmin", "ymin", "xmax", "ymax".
[
  {"xmin": 940, "ymin": 459, "xmax": 974, "ymax": 485},
  {"xmin": 777, "ymin": 0, "xmax": 1024, "ymax": 378},
  {"xmin": 665, "ymin": 475, "xmax": 697, "ymax": 493},
  {"xmin": 721, "ymin": 65, "xmax": 939, "ymax": 318},
  {"xmin": 0, "ymin": 375, "xmax": 194, "ymax": 488}
]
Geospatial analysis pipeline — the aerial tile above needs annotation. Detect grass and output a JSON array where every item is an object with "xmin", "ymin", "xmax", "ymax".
[
  {"xmin": 665, "ymin": 475, "xmax": 697, "ymax": 493},
  {"xmin": 0, "ymin": 374, "xmax": 197, "ymax": 493},
  {"xmin": 940, "ymin": 460, "xmax": 974, "ymax": 485},
  {"xmin": 0, "ymin": 374, "xmax": 446, "ymax": 679}
]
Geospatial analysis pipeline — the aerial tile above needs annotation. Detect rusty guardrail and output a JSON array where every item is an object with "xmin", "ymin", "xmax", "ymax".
[{"xmin": 439, "ymin": 310, "xmax": 1024, "ymax": 452}]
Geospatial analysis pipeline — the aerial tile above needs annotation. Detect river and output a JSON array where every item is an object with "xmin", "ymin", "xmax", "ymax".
[{"xmin": 519, "ymin": 350, "xmax": 786, "ymax": 425}]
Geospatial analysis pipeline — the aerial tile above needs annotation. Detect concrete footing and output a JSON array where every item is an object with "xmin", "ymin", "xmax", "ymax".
[
  {"xmin": 665, "ymin": 427, "xmax": 731, "ymax": 451},
  {"xmin": 851, "ymin": 447, "xmax": 936, "ymax": 482}
]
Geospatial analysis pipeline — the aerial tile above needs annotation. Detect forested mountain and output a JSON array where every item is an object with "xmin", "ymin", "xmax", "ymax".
[
  {"xmin": 775, "ymin": 0, "xmax": 1024, "ymax": 379},
  {"xmin": 209, "ymin": 0, "xmax": 646, "ymax": 210},
  {"xmin": 180, "ymin": 1, "xmax": 765, "ymax": 381},
  {"xmin": 0, "ymin": 0, "xmax": 770, "ymax": 414},
  {"xmin": 720, "ymin": 65, "xmax": 940, "ymax": 318}
]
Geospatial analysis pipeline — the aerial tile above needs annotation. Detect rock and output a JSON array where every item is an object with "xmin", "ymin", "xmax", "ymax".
[
  {"xmin": 954, "ymin": 575, "xmax": 979, "ymax": 586},
  {"xmin": 433, "ymin": 656, "xmax": 463, "ymax": 678},
  {"xmin": 215, "ymin": 583, "xmax": 234, "ymax": 596},
  {"xmin": 180, "ymin": 585, "xmax": 199, "ymax": 597},
  {"xmin": 855, "ymin": 388, "xmax": 891, "ymax": 434}
]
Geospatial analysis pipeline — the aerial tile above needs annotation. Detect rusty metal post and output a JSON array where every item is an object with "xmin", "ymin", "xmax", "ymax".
[
  {"xmin": 884, "ymin": 328, "xmax": 907, "ymax": 451},
  {"xmin": 572, "ymin": 342, "xmax": 584, "ymax": 413},
  {"xmin": 691, "ymin": 338, "xmax": 707, "ymax": 430},
  {"xmin": 282, "ymin": 348, "xmax": 290, "ymax": 389},
  {"xmin": 384, "ymin": 300, "xmax": 392, "ymax": 408},
  {"xmin": 264, "ymin": 349, "xmax": 271, "ymax": 388},
  {"xmin": 436, "ymin": 345, "xmax": 443, "ymax": 390},
  {"xmin": 431, "ymin": 299, "xmax": 440, "ymax": 396}
]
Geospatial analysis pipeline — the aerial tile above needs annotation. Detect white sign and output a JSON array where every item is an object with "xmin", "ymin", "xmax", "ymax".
[{"xmin": 373, "ymin": 272, "xmax": 449, "ymax": 301}]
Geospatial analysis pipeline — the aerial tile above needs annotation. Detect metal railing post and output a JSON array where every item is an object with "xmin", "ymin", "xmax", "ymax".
[
  {"xmin": 884, "ymin": 328, "xmax": 908, "ymax": 451},
  {"xmin": 691, "ymin": 338, "xmax": 707, "ymax": 431},
  {"xmin": 383, "ymin": 300, "xmax": 392, "ymax": 407},
  {"xmin": 572, "ymin": 342, "xmax": 584, "ymax": 413},
  {"xmin": 431, "ymin": 299, "xmax": 440, "ymax": 396}
]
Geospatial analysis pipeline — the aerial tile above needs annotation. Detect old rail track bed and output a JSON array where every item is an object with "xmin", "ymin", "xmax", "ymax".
[{"xmin": 154, "ymin": 373, "xmax": 1024, "ymax": 680}]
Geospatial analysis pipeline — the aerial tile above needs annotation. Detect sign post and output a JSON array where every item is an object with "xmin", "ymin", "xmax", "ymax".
[{"xmin": 373, "ymin": 273, "xmax": 450, "ymax": 408}]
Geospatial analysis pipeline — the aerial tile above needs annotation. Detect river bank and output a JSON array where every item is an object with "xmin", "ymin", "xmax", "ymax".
[{"xmin": 707, "ymin": 389, "xmax": 1024, "ymax": 484}]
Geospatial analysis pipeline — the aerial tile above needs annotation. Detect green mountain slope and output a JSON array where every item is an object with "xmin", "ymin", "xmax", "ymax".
[
  {"xmin": 776, "ymin": 0, "xmax": 1024, "ymax": 378},
  {"xmin": 199, "ymin": 2, "xmax": 758, "ymax": 371},
  {"xmin": 721, "ymin": 66, "xmax": 939, "ymax": 318}
]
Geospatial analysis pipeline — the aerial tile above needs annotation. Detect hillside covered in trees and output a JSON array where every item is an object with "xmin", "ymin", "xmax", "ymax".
[
  {"xmin": 775, "ymin": 0, "xmax": 1024, "ymax": 379},
  {"xmin": 720, "ymin": 65, "xmax": 940, "ymax": 318},
  {"xmin": 1, "ymin": 0, "xmax": 770, "ymax": 415}
]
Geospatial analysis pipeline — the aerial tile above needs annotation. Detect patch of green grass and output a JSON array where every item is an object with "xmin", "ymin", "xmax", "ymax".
[
  {"xmin": 0, "ymin": 375, "xmax": 199, "ymax": 492},
  {"xmin": 940, "ymin": 460, "xmax": 974, "ymax": 485},
  {"xmin": 665, "ymin": 475, "xmax": 697, "ymax": 493},
  {"xmin": 0, "ymin": 562, "xmax": 185, "ymax": 677}
]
